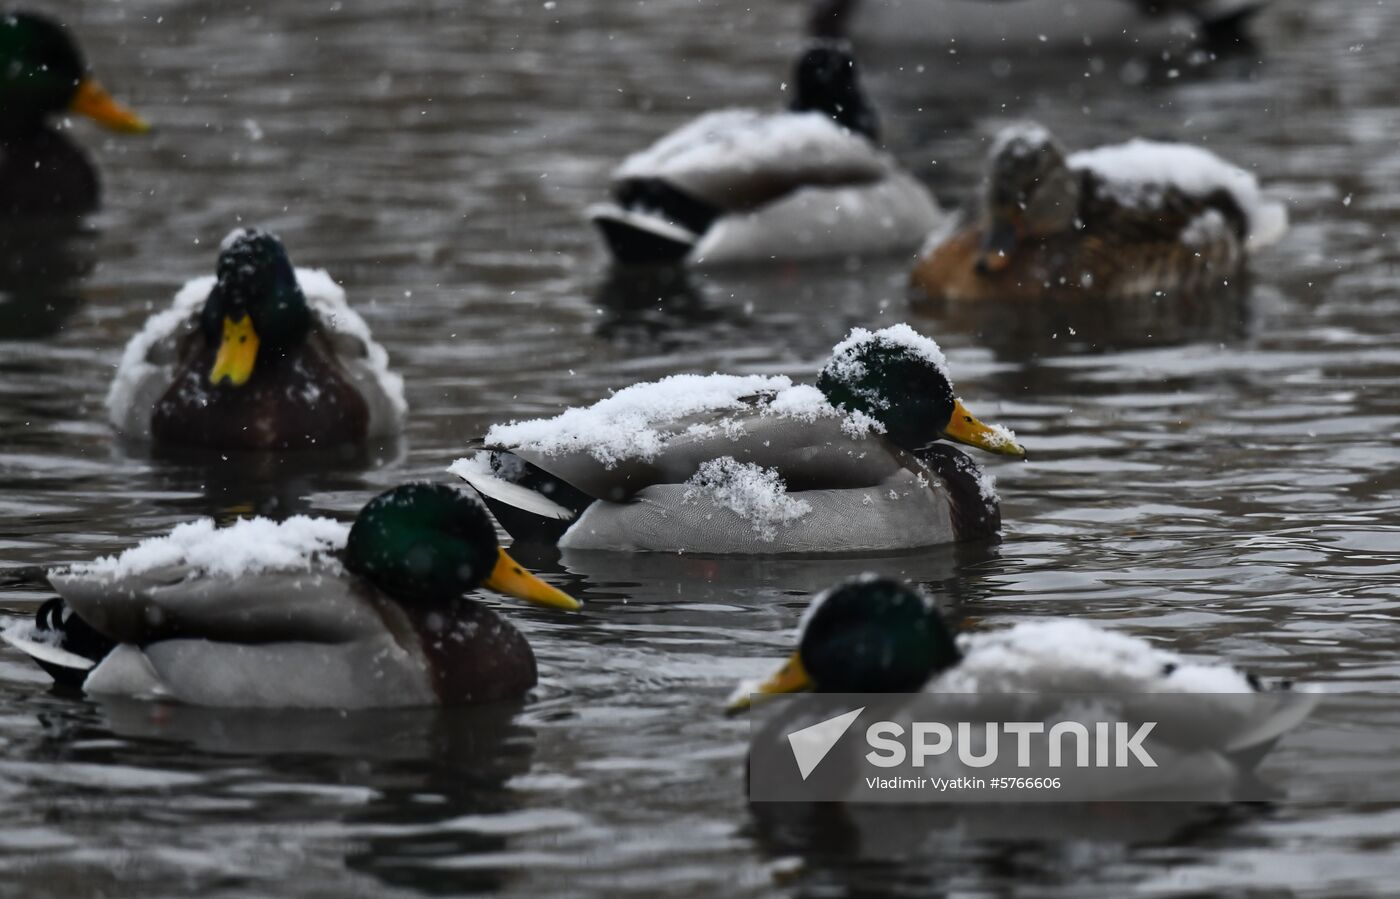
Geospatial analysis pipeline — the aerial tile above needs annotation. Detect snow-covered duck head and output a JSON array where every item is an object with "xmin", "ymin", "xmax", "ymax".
[
  {"xmin": 789, "ymin": 40, "xmax": 879, "ymax": 141},
  {"xmin": 200, "ymin": 229, "xmax": 313, "ymax": 388},
  {"xmin": 346, "ymin": 483, "xmax": 580, "ymax": 610},
  {"xmin": 729, "ymin": 576, "xmax": 961, "ymax": 708},
  {"xmin": 816, "ymin": 324, "xmax": 1025, "ymax": 457},
  {"xmin": 978, "ymin": 122, "xmax": 1082, "ymax": 274}
]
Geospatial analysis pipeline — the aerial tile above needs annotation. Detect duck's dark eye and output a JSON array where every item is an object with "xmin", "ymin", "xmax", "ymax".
[
  {"xmin": 964, "ymin": 415, "xmax": 973, "ymax": 423},
  {"xmin": 239, "ymin": 335, "xmax": 247, "ymax": 344}
]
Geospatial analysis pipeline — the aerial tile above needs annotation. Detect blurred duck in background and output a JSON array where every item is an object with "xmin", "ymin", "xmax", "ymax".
[
  {"xmin": 911, "ymin": 122, "xmax": 1286, "ymax": 303},
  {"xmin": 0, "ymin": 11, "xmax": 148, "ymax": 218},
  {"xmin": 588, "ymin": 41, "xmax": 943, "ymax": 267}
]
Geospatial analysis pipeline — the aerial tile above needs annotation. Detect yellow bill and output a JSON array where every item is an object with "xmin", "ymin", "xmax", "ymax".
[
  {"xmin": 209, "ymin": 315, "xmax": 260, "ymax": 387},
  {"xmin": 726, "ymin": 651, "xmax": 813, "ymax": 714},
  {"xmin": 484, "ymin": 547, "xmax": 581, "ymax": 611},
  {"xmin": 941, "ymin": 398, "xmax": 1026, "ymax": 458},
  {"xmin": 70, "ymin": 78, "xmax": 149, "ymax": 134}
]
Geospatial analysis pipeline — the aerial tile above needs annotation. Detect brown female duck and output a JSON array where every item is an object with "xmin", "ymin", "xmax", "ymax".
[{"xmin": 912, "ymin": 123, "xmax": 1286, "ymax": 303}]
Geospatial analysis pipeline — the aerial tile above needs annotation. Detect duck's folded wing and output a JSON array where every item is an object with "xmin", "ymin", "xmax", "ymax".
[
  {"xmin": 84, "ymin": 636, "xmax": 437, "ymax": 709},
  {"xmin": 304, "ymin": 273, "xmax": 408, "ymax": 436},
  {"xmin": 615, "ymin": 110, "xmax": 889, "ymax": 212},
  {"xmin": 51, "ymin": 564, "xmax": 385, "ymax": 646},
  {"xmin": 479, "ymin": 410, "xmax": 908, "ymax": 504}
]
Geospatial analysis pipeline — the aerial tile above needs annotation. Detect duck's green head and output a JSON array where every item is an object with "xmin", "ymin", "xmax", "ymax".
[
  {"xmin": 346, "ymin": 483, "xmax": 580, "ymax": 611},
  {"xmin": 817, "ymin": 324, "xmax": 1025, "ymax": 457},
  {"xmin": 0, "ymin": 12, "xmax": 147, "ymax": 136},
  {"xmin": 200, "ymin": 229, "xmax": 313, "ymax": 388},
  {"xmin": 978, "ymin": 123, "xmax": 1080, "ymax": 275},
  {"xmin": 729, "ymin": 576, "xmax": 960, "ymax": 710},
  {"xmin": 789, "ymin": 40, "xmax": 879, "ymax": 141}
]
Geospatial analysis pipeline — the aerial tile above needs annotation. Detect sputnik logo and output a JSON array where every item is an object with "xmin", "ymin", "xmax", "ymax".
[{"xmin": 787, "ymin": 707, "xmax": 864, "ymax": 780}]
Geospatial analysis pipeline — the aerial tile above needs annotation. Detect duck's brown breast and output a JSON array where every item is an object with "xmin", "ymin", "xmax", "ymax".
[
  {"xmin": 374, "ymin": 596, "xmax": 538, "ymax": 706},
  {"xmin": 910, "ymin": 228, "xmax": 1061, "ymax": 303},
  {"xmin": 151, "ymin": 329, "xmax": 370, "ymax": 450}
]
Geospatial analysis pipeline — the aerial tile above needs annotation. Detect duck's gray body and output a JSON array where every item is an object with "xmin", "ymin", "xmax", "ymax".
[
  {"xmin": 589, "ymin": 110, "xmax": 944, "ymax": 266},
  {"xmin": 26, "ymin": 563, "xmax": 533, "ymax": 709},
  {"xmin": 457, "ymin": 409, "xmax": 998, "ymax": 555}
]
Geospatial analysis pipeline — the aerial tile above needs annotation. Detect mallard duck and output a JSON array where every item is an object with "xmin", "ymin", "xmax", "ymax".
[
  {"xmin": 587, "ymin": 41, "xmax": 943, "ymax": 266},
  {"xmin": 107, "ymin": 228, "xmax": 406, "ymax": 450},
  {"xmin": 0, "ymin": 11, "xmax": 148, "ymax": 218},
  {"xmin": 809, "ymin": 0, "xmax": 1269, "ymax": 48},
  {"xmin": 911, "ymin": 123, "xmax": 1287, "ymax": 303},
  {"xmin": 729, "ymin": 576, "xmax": 1316, "ymax": 793},
  {"xmin": 452, "ymin": 324, "xmax": 1024, "ymax": 554},
  {"xmin": 0, "ymin": 483, "xmax": 580, "ymax": 708}
]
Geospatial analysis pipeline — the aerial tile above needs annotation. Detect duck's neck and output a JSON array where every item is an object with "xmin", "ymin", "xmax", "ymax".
[{"xmin": 912, "ymin": 443, "xmax": 1001, "ymax": 542}]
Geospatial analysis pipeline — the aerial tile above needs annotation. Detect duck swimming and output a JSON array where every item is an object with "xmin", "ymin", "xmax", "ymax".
[
  {"xmin": 588, "ymin": 42, "xmax": 943, "ymax": 266},
  {"xmin": 1, "ymin": 483, "xmax": 580, "ymax": 708},
  {"xmin": 107, "ymin": 228, "xmax": 406, "ymax": 450},
  {"xmin": 0, "ymin": 11, "xmax": 148, "ymax": 218},
  {"xmin": 452, "ymin": 324, "xmax": 1023, "ymax": 555},
  {"xmin": 911, "ymin": 123, "xmax": 1287, "ymax": 303},
  {"xmin": 729, "ymin": 575, "xmax": 1316, "ymax": 791}
]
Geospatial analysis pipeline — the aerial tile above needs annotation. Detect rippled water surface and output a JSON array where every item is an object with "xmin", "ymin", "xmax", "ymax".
[{"xmin": 2, "ymin": 1, "xmax": 1399, "ymax": 895}]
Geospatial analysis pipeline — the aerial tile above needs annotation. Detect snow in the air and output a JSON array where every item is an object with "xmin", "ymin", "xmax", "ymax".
[
  {"xmin": 681, "ymin": 457, "xmax": 813, "ymax": 541},
  {"xmin": 936, "ymin": 619, "xmax": 1258, "ymax": 694},
  {"xmin": 1067, "ymin": 138, "xmax": 1288, "ymax": 247},
  {"xmin": 105, "ymin": 266, "xmax": 407, "ymax": 428},
  {"xmin": 61, "ymin": 516, "xmax": 350, "ymax": 582}
]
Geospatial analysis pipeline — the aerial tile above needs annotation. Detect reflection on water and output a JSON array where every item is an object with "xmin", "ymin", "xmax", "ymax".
[
  {"xmin": 913, "ymin": 279, "xmax": 1252, "ymax": 360},
  {"xmin": 0, "ymin": 0, "xmax": 1398, "ymax": 896}
]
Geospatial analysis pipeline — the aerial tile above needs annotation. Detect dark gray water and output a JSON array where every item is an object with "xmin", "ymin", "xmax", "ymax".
[{"xmin": 1, "ymin": 0, "xmax": 1398, "ymax": 895}]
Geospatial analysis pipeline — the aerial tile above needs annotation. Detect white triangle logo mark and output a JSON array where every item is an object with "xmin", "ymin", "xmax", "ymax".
[{"xmin": 787, "ymin": 707, "xmax": 864, "ymax": 780}]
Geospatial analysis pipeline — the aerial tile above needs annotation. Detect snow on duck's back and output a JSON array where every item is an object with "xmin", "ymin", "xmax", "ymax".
[
  {"xmin": 483, "ymin": 373, "xmax": 791, "ymax": 466},
  {"xmin": 60, "ymin": 516, "xmax": 350, "ymax": 582},
  {"xmin": 1068, "ymin": 140, "xmax": 1288, "ymax": 249},
  {"xmin": 480, "ymin": 370, "xmax": 890, "ymax": 469},
  {"xmin": 615, "ymin": 109, "xmax": 886, "ymax": 193}
]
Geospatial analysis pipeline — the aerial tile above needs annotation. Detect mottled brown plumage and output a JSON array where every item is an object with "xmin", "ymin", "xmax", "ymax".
[
  {"xmin": 152, "ymin": 326, "xmax": 370, "ymax": 450},
  {"xmin": 914, "ymin": 140, "xmax": 1253, "ymax": 303}
]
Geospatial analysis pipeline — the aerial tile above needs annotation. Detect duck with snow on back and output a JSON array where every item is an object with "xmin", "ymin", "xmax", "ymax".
[
  {"xmin": 452, "ymin": 324, "xmax": 1024, "ymax": 555},
  {"xmin": 1, "ymin": 483, "xmax": 580, "ymax": 708},
  {"xmin": 587, "ymin": 41, "xmax": 944, "ymax": 267},
  {"xmin": 911, "ymin": 122, "xmax": 1287, "ymax": 304}
]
